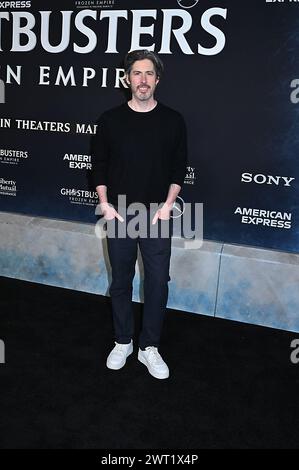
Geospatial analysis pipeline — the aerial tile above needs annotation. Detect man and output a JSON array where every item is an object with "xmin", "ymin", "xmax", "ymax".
[{"xmin": 92, "ymin": 49, "xmax": 187, "ymax": 379}]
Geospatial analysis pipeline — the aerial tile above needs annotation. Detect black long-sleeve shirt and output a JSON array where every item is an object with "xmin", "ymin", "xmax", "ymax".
[{"xmin": 91, "ymin": 101, "xmax": 188, "ymax": 208}]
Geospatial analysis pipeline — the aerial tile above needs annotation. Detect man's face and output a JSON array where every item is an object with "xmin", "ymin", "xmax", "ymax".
[{"xmin": 126, "ymin": 59, "xmax": 159, "ymax": 102}]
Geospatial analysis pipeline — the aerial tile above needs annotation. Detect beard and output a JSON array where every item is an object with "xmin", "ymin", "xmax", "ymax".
[{"xmin": 134, "ymin": 86, "xmax": 154, "ymax": 101}]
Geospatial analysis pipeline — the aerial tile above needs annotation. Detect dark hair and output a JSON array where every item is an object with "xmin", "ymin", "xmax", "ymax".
[{"xmin": 124, "ymin": 49, "xmax": 164, "ymax": 79}]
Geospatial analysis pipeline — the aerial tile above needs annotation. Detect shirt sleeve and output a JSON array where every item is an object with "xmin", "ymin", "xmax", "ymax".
[
  {"xmin": 171, "ymin": 113, "xmax": 188, "ymax": 187},
  {"xmin": 91, "ymin": 113, "xmax": 110, "ymax": 188}
]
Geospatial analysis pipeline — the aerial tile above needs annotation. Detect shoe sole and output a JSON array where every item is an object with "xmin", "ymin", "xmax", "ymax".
[
  {"xmin": 138, "ymin": 351, "xmax": 169, "ymax": 379},
  {"xmin": 106, "ymin": 347, "xmax": 133, "ymax": 370}
]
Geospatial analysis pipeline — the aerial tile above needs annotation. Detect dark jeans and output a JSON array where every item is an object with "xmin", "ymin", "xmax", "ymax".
[{"xmin": 106, "ymin": 211, "xmax": 172, "ymax": 350}]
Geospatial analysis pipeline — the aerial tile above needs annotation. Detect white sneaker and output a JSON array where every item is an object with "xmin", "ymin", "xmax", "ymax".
[
  {"xmin": 106, "ymin": 341, "xmax": 133, "ymax": 370},
  {"xmin": 138, "ymin": 347, "xmax": 169, "ymax": 379}
]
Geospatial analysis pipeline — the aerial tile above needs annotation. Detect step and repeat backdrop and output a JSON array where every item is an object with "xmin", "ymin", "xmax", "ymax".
[{"xmin": 0, "ymin": 0, "xmax": 298, "ymax": 252}]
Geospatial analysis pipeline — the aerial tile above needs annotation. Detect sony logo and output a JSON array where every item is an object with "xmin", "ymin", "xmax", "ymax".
[{"xmin": 241, "ymin": 172, "xmax": 295, "ymax": 187}]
